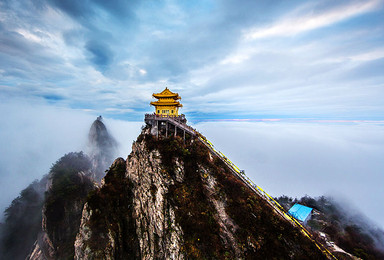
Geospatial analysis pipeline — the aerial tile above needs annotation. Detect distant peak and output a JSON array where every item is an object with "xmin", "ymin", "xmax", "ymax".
[{"xmin": 88, "ymin": 116, "xmax": 117, "ymax": 182}]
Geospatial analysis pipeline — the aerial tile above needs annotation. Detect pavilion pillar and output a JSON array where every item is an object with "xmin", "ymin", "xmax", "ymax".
[
  {"xmin": 166, "ymin": 122, "xmax": 168, "ymax": 137},
  {"xmin": 156, "ymin": 120, "xmax": 159, "ymax": 139}
]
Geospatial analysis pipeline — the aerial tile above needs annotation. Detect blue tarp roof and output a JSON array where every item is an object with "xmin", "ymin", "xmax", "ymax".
[{"xmin": 288, "ymin": 204, "xmax": 313, "ymax": 222}]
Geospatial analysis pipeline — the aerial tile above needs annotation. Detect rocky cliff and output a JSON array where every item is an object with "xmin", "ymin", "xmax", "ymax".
[
  {"xmin": 3, "ymin": 118, "xmax": 383, "ymax": 259},
  {"xmin": 73, "ymin": 128, "xmax": 328, "ymax": 259},
  {"xmin": 3, "ymin": 121, "xmax": 336, "ymax": 259}
]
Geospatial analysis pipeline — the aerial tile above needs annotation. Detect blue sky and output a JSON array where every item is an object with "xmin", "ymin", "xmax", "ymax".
[
  {"xmin": 1, "ymin": 0, "xmax": 384, "ymax": 229},
  {"xmin": 1, "ymin": 0, "xmax": 383, "ymax": 121}
]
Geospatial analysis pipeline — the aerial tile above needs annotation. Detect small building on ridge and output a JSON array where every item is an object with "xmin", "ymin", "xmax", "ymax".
[{"xmin": 288, "ymin": 203, "xmax": 313, "ymax": 224}]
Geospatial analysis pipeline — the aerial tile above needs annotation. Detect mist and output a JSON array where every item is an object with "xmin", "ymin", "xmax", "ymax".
[
  {"xmin": 330, "ymin": 196, "xmax": 384, "ymax": 252},
  {"xmin": 195, "ymin": 120, "xmax": 384, "ymax": 229},
  {"xmin": 2, "ymin": 97, "xmax": 383, "ymax": 233},
  {"xmin": 0, "ymin": 98, "xmax": 142, "ymax": 220}
]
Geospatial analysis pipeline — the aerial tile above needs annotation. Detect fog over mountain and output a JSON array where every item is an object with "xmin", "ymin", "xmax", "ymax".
[
  {"xmin": 0, "ymin": 99, "xmax": 141, "ymax": 219},
  {"xmin": 0, "ymin": 98, "xmax": 383, "ymax": 258},
  {"xmin": 1, "ymin": 98, "xmax": 383, "ymax": 234}
]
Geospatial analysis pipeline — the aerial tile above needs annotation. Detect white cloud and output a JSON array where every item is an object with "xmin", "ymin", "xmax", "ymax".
[
  {"xmin": 15, "ymin": 29, "xmax": 43, "ymax": 43},
  {"xmin": 245, "ymin": 0, "xmax": 382, "ymax": 39},
  {"xmin": 349, "ymin": 49, "xmax": 384, "ymax": 62},
  {"xmin": 104, "ymin": 107, "xmax": 135, "ymax": 113},
  {"xmin": 220, "ymin": 47, "xmax": 257, "ymax": 65}
]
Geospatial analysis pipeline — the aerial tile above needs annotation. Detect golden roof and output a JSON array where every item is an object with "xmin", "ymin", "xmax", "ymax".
[
  {"xmin": 150, "ymin": 100, "xmax": 183, "ymax": 107},
  {"xmin": 152, "ymin": 87, "xmax": 181, "ymax": 99}
]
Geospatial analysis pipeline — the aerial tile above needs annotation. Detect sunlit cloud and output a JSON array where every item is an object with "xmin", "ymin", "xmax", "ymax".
[
  {"xmin": 104, "ymin": 107, "xmax": 135, "ymax": 114},
  {"xmin": 199, "ymin": 118, "xmax": 384, "ymax": 123},
  {"xmin": 245, "ymin": 0, "xmax": 382, "ymax": 39},
  {"xmin": 349, "ymin": 49, "xmax": 384, "ymax": 62}
]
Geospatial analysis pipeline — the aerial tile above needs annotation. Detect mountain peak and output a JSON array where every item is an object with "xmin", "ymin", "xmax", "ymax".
[
  {"xmin": 88, "ymin": 116, "xmax": 117, "ymax": 181},
  {"xmin": 73, "ymin": 128, "xmax": 328, "ymax": 259}
]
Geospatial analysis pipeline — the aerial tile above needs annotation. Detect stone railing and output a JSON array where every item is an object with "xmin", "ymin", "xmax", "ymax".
[
  {"xmin": 145, "ymin": 113, "xmax": 186, "ymax": 123},
  {"xmin": 145, "ymin": 113, "xmax": 198, "ymax": 135}
]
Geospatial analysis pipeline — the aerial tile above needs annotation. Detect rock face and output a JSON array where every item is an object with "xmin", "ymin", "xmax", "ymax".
[
  {"xmin": 73, "ymin": 129, "xmax": 328, "ymax": 259},
  {"xmin": 20, "ymin": 125, "xmax": 330, "ymax": 259},
  {"xmin": 74, "ymin": 137, "xmax": 184, "ymax": 259}
]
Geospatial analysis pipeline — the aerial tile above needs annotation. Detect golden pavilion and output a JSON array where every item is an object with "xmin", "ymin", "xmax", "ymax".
[{"xmin": 150, "ymin": 87, "xmax": 182, "ymax": 116}]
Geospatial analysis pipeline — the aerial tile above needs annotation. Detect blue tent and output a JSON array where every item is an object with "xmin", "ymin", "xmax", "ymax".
[{"xmin": 288, "ymin": 204, "xmax": 313, "ymax": 223}]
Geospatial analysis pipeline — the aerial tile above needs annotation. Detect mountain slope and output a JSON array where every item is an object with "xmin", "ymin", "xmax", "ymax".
[
  {"xmin": 26, "ymin": 152, "xmax": 95, "ymax": 260},
  {"xmin": 0, "ymin": 179, "xmax": 46, "ymax": 259},
  {"xmin": 74, "ymin": 128, "xmax": 328, "ymax": 259},
  {"xmin": 2, "ymin": 121, "xmax": 348, "ymax": 259}
]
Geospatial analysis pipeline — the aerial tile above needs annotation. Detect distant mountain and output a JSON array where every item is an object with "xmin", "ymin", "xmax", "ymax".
[{"xmin": 87, "ymin": 116, "xmax": 118, "ymax": 182}]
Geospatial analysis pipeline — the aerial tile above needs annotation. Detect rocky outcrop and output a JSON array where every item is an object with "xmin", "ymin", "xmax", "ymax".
[
  {"xmin": 73, "ymin": 157, "xmax": 141, "ymax": 259},
  {"xmin": 73, "ymin": 129, "xmax": 328, "ymax": 259},
  {"xmin": 74, "ymin": 136, "xmax": 185, "ymax": 259},
  {"xmin": 20, "ymin": 125, "xmax": 330, "ymax": 259},
  {"xmin": 127, "ymin": 138, "xmax": 185, "ymax": 259}
]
